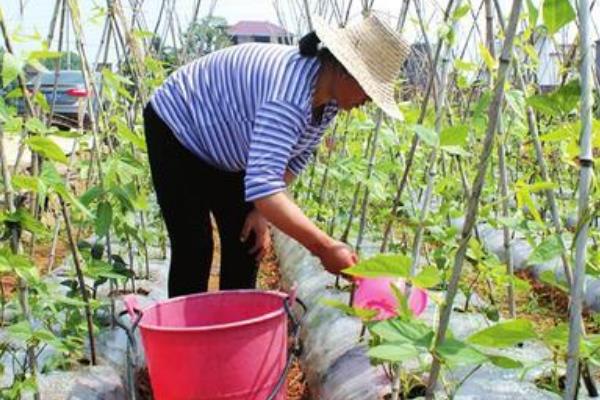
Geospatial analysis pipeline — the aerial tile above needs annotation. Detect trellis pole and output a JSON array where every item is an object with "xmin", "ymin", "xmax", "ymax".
[
  {"xmin": 565, "ymin": 0, "xmax": 594, "ymax": 396},
  {"xmin": 425, "ymin": 0, "xmax": 523, "ymax": 396},
  {"xmin": 380, "ymin": 0, "xmax": 459, "ymax": 252},
  {"xmin": 484, "ymin": 0, "xmax": 516, "ymax": 317}
]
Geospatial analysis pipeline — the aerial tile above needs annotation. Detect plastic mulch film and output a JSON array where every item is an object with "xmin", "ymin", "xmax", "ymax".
[
  {"xmin": 273, "ymin": 229, "xmax": 565, "ymax": 399},
  {"xmin": 451, "ymin": 218, "xmax": 600, "ymax": 312}
]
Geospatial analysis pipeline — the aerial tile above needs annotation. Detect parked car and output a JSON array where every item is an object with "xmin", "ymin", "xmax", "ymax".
[{"xmin": 18, "ymin": 70, "xmax": 102, "ymax": 129}]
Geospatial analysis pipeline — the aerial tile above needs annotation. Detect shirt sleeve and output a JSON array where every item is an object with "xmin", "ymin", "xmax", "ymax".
[
  {"xmin": 245, "ymin": 100, "xmax": 307, "ymax": 202},
  {"xmin": 287, "ymin": 147, "xmax": 315, "ymax": 177}
]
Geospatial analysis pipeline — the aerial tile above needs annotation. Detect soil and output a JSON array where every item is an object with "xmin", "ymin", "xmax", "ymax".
[
  {"xmin": 1, "ymin": 238, "xmax": 69, "ymax": 299},
  {"xmin": 258, "ymin": 245, "xmax": 310, "ymax": 400},
  {"xmin": 463, "ymin": 266, "xmax": 595, "ymax": 333}
]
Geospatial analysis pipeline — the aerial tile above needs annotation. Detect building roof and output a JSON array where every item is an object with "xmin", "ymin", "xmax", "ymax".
[{"xmin": 227, "ymin": 21, "xmax": 289, "ymax": 37}]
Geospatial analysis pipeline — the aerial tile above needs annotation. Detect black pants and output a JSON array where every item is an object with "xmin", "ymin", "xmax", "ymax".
[{"xmin": 143, "ymin": 103, "xmax": 258, "ymax": 298}]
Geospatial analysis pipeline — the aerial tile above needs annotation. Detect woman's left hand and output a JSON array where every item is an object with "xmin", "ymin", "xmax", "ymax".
[{"xmin": 240, "ymin": 210, "xmax": 271, "ymax": 261}]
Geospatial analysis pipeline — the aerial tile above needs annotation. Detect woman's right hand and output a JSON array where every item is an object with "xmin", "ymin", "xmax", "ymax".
[
  {"xmin": 316, "ymin": 240, "xmax": 358, "ymax": 275},
  {"xmin": 253, "ymin": 193, "xmax": 358, "ymax": 275}
]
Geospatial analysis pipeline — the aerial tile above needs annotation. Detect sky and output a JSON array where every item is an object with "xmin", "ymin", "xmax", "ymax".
[
  {"xmin": 1, "ymin": 0, "xmax": 599, "ymax": 85},
  {"xmin": 1, "ymin": 0, "xmax": 415, "ymax": 64}
]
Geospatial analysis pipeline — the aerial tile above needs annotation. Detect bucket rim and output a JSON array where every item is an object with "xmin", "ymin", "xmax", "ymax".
[{"xmin": 137, "ymin": 289, "xmax": 289, "ymax": 332}]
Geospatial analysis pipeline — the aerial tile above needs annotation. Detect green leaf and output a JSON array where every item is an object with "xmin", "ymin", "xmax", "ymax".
[
  {"xmin": 527, "ymin": 80, "xmax": 580, "ymax": 116},
  {"xmin": 26, "ymin": 137, "xmax": 68, "ymax": 164},
  {"xmin": 7, "ymin": 320, "xmax": 33, "ymax": 341},
  {"xmin": 115, "ymin": 119, "xmax": 146, "ymax": 150},
  {"xmin": 515, "ymin": 183, "xmax": 542, "ymax": 224},
  {"xmin": 80, "ymin": 186, "xmax": 104, "ymax": 206},
  {"xmin": 40, "ymin": 162, "xmax": 63, "ymax": 188},
  {"xmin": 452, "ymin": 4, "xmax": 471, "ymax": 20},
  {"xmin": 543, "ymin": 0, "xmax": 576, "ymax": 34},
  {"xmin": 440, "ymin": 145, "xmax": 471, "ymax": 157},
  {"xmin": 479, "ymin": 42, "xmax": 498, "ymax": 71},
  {"xmin": 527, "ymin": 95, "xmax": 559, "ymax": 116},
  {"xmin": 25, "ymin": 117, "xmax": 50, "ymax": 135},
  {"xmin": 455, "ymin": 59, "xmax": 477, "ymax": 72},
  {"xmin": 440, "ymin": 125, "xmax": 468, "ymax": 147},
  {"xmin": 527, "ymin": 0, "xmax": 540, "ymax": 26},
  {"xmin": 12, "ymin": 175, "xmax": 44, "ymax": 193},
  {"xmin": 95, "ymin": 201, "xmax": 112, "ymax": 238},
  {"xmin": 2, "ymin": 52, "xmax": 24, "ymax": 87},
  {"xmin": 390, "ymin": 283, "xmax": 412, "ymax": 318},
  {"xmin": 321, "ymin": 298, "xmax": 378, "ymax": 321},
  {"xmin": 28, "ymin": 50, "xmax": 62, "ymax": 60},
  {"xmin": 412, "ymin": 266, "xmax": 442, "ymax": 288},
  {"xmin": 487, "ymin": 354, "xmax": 523, "ymax": 369},
  {"xmin": 539, "ymin": 270, "xmax": 569, "ymax": 292},
  {"xmin": 343, "ymin": 254, "xmax": 411, "ymax": 278},
  {"xmin": 540, "ymin": 122, "xmax": 577, "ymax": 142},
  {"xmin": 527, "ymin": 181, "xmax": 557, "ymax": 192},
  {"xmin": 542, "ymin": 323, "xmax": 568, "ymax": 350},
  {"xmin": 528, "ymin": 235, "xmax": 564, "ymax": 264},
  {"xmin": 467, "ymin": 319, "xmax": 537, "ymax": 348},
  {"xmin": 370, "ymin": 319, "xmax": 434, "ymax": 348},
  {"xmin": 6, "ymin": 208, "xmax": 48, "ymax": 236},
  {"xmin": 438, "ymin": 338, "xmax": 488, "ymax": 366},
  {"xmin": 367, "ymin": 343, "xmax": 420, "ymax": 362},
  {"xmin": 414, "ymin": 125, "xmax": 439, "ymax": 147}
]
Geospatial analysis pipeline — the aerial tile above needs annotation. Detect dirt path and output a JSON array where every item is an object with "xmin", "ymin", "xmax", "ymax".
[{"xmin": 257, "ymin": 245, "xmax": 309, "ymax": 400}]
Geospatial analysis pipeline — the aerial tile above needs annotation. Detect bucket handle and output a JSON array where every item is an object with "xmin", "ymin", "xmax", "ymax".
[
  {"xmin": 116, "ymin": 291, "xmax": 306, "ymax": 400},
  {"xmin": 115, "ymin": 295, "xmax": 143, "ymax": 351},
  {"xmin": 266, "ymin": 287, "xmax": 306, "ymax": 400}
]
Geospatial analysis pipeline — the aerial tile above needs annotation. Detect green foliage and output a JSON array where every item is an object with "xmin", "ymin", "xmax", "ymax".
[
  {"xmin": 527, "ymin": 80, "xmax": 581, "ymax": 116},
  {"xmin": 467, "ymin": 319, "xmax": 538, "ymax": 347},
  {"xmin": 528, "ymin": 235, "xmax": 565, "ymax": 265},
  {"xmin": 542, "ymin": 0, "xmax": 576, "ymax": 34},
  {"xmin": 25, "ymin": 137, "xmax": 68, "ymax": 164},
  {"xmin": 181, "ymin": 16, "xmax": 232, "ymax": 57},
  {"xmin": 2, "ymin": 51, "xmax": 24, "ymax": 87},
  {"xmin": 39, "ymin": 51, "xmax": 83, "ymax": 70},
  {"xmin": 343, "ymin": 254, "xmax": 411, "ymax": 278}
]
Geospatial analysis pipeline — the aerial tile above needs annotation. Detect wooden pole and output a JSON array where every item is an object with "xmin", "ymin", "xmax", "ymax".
[
  {"xmin": 425, "ymin": 0, "xmax": 523, "ymax": 396},
  {"xmin": 565, "ymin": 0, "xmax": 594, "ymax": 397}
]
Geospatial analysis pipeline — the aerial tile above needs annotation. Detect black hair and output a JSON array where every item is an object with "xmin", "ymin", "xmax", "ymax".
[
  {"xmin": 299, "ymin": 31, "xmax": 321, "ymax": 56},
  {"xmin": 299, "ymin": 31, "xmax": 345, "ymax": 72}
]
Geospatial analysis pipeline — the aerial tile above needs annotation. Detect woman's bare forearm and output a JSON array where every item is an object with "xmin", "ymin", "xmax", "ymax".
[{"xmin": 254, "ymin": 192, "xmax": 332, "ymax": 256}]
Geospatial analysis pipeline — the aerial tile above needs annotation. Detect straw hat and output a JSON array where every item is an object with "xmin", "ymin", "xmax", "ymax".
[{"xmin": 313, "ymin": 15, "xmax": 410, "ymax": 120}]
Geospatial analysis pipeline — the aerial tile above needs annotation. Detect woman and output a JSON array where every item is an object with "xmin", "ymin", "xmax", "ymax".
[{"xmin": 144, "ymin": 15, "xmax": 409, "ymax": 298}]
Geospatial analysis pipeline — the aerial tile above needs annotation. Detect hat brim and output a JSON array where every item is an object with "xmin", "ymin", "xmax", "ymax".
[{"xmin": 313, "ymin": 16, "xmax": 409, "ymax": 120}]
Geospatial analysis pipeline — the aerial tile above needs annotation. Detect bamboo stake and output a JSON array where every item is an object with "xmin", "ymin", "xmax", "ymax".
[
  {"xmin": 183, "ymin": 0, "xmax": 202, "ymax": 61},
  {"xmin": 0, "ymin": 125, "xmax": 40, "ymax": 400},
  {"xmin": 425, "ymin": 0, "xmax": 523, "ymax": 396},
  {"xmin": 0, "ymin": 10, "xmax": 41, "ymax": 399},
  {"xmin": 355, "ymin": 110, "xmax": 383, "ymax": 252},
  {"xmin": 380, "ymin": 0, "xmax": 457, "ymax": 252},
  {"xmin": 484, "ymin": 0, "xmax": 516, "ymax": 317},
  {"xmin": 59, "ymin": 196, "xmax": 97, "ymax": 365},
  {"xmin": 46, "ymin": 0, "xmax": 63, "ymax": 46},
  {"xmin": 303, "ymin": 0, "xmax": 314, "ymax": 30},
  {"xmin": 565, "ymin": 0, "xmax": 594, "ymax": 396},
  {"xmin": 340, "ymin": 130, "xmax": 371, "ymax": 243},
  {"xmin": 408, "ymin": 1, "xmax": 461, "ymax": 273}
]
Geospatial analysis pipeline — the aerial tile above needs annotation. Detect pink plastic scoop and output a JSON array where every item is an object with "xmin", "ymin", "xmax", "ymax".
[{"xmin": 353, "ymin": 277, "xmax": 428, "ymax": 320}]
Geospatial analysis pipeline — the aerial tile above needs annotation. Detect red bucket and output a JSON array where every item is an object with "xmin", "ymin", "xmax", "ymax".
[{"xmin": 123, "ymin": 290, "xmax": 301, "ymax": 400}]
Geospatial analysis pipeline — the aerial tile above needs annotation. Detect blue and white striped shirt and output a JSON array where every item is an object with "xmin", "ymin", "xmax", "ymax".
[{"xmin": 150, "ymin": 43, "xmax": 339, "ymax": 201}]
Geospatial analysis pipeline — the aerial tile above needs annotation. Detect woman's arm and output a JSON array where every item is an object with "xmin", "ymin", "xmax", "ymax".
[
  {"xmin": 284, "ymin": 169, "xmax": 296, "ymax": 186},
  {"xmin": 255, "ymin": 192, "xmax": 357, "ymax": 274}
]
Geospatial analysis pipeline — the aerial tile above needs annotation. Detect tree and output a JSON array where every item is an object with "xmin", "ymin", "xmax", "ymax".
[
  {"xmin": 40, "ymin": 51, "xmax": 82, "ymax": 70},
  {"xmin": 181, "ymin": 16, "xmax": 232, "ymax": 58}
]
